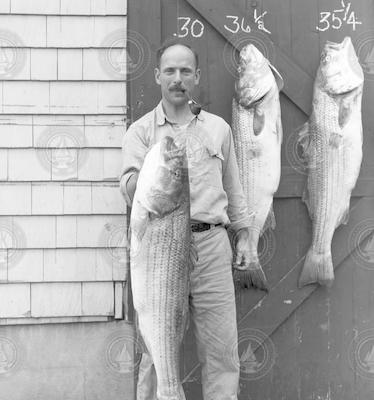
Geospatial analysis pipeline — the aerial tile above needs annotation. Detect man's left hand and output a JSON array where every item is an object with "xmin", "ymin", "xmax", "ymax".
[{"xmin": 232, "ymin": 228, "xmax": 269, "ymax": 291}]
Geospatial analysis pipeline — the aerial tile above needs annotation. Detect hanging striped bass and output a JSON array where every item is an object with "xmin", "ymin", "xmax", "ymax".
[
  {"xmin": 231, "ymin": 44, "xmax": 283, "ymax": 291},
  {"xmin": 130, "ymin": 136, "xmax": 191, "ymax": 400},
  {"xmin": 298, "ymin": 36, "xmax": 364, "ymax": 287}
]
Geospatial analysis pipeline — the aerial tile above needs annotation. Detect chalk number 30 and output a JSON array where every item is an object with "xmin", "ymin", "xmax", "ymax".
[{"xmin": 177, "ymin": 17, "xmax": 205, "ymax": 38}]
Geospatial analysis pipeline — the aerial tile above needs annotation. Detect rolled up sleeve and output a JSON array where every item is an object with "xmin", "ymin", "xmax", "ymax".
[
  {"xmin": 119, "ymin": 123, "xmax": 149, "ymax": 207},
  {"xmin": 222, "ymin": 126, "xmax": 251, "ymax": 232}
]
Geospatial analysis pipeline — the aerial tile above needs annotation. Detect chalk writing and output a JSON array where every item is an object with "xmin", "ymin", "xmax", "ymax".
[
  {"xmin": 316, "ymin": 1, "xmax": 362, "ymax": 32},
  {"xmin": 224, "ymin": 11, "xmax": 271, "ymax": 35},
  {"xmin": 254, "ymin": 10, "xmax": 271, "ymax": 34},
  {"xmin": 224, "ymin": 15, "xmax": 251, "ymax": 34},
  {"xmin": 175, "ymin": 17, "xmax": 204, "ymax": 38}
]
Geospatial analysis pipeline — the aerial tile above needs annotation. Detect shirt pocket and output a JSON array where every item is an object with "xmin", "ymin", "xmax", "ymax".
[{"xmin": 201, "ymin": 143, "xmax": 224, "ymax": 189}]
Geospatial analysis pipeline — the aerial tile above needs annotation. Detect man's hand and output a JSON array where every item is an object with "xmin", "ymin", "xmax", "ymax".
[{"xmin": 232, "ymin": 228, "xmax": 269, "ymax": 292}]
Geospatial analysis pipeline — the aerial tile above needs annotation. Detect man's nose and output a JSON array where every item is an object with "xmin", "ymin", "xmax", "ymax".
[{"xmin": 173, "ymin": 70, "xmax": 182, "ymax": 83}]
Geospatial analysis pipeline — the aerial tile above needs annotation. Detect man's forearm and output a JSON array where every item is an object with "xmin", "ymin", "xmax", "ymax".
[{"xmin": 120, "ymin": 172, "xmax": 139, "ymax": 206}]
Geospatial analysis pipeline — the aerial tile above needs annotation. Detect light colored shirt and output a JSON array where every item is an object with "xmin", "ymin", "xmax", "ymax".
[{"xmin": 120, "ymin": 101, "xmax": 250, "ymax": 232}]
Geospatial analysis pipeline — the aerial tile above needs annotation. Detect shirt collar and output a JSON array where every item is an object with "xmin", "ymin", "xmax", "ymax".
[{"xmin": 155, "ymin": 100, "xmax": 205, "ymax": 126}]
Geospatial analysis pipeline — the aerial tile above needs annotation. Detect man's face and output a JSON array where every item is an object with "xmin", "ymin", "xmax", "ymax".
[{"xmin": 154, "ymin": 45, "xmax": 201, "ymax": 107}]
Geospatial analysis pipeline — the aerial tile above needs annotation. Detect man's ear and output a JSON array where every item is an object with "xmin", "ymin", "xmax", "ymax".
[
  {"xmin": 154, "ymin": 67, "xmax": 161, "ymax": 85},
  {"xmin": 194, "ymin": 68, "xmax": 201, "ymax": 85}
]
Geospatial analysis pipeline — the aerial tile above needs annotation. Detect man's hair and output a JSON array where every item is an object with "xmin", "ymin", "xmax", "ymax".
[{"xmin": 156, "ymin": 38, "xmax": 199, "ymax": 69}]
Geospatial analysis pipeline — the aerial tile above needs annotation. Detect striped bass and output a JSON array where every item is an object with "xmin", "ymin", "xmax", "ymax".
[
  {"xmin": 231, "ymin": 44, "xmax": 283, "ymax": 291},
  {"xmin": 298, "ymin": 36, "xmax": 364, "ymax": 287},
  {"xmin": 130, "ymin": 136, "xmax": 191, "ymax": 400}
]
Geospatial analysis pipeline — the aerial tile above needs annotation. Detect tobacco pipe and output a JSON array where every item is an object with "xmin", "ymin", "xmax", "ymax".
[{"xmin": 184, "ymin": 90, "xmax": 202, "ymax": 116}]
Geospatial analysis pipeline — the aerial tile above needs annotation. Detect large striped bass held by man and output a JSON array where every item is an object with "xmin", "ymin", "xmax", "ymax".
[
  {"xmin": 130, "ymin": 136, "xmax": 191, "ymax": 400},
  {"xmin": 231, "ymin": 44, "xmax": 283, "ymax": 291},
  {"xmin": 298, "ymin": 36, "xmax": 364, "ymax": 287}
]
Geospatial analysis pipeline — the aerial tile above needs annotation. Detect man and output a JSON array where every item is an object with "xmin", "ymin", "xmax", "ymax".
[{"xmin": 120, "ymin": 38, "xmax": 264, "ymax": 400}]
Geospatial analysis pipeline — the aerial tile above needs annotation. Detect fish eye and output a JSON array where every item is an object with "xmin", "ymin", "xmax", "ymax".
[{"xmin": 174, "ymin": 169, "xmax": 181, "ymax": 178}]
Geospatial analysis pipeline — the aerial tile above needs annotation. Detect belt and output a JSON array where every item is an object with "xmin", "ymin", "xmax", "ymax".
[{"xmin": 191, "ymin": 222, "xmax": 221, "ymax": 232}]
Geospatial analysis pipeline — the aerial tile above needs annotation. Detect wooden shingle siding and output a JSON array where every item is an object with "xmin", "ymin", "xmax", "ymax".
[
  {"xmin": 0, "ymin": 0, "xmax": 128, "ymax": 323},
  {"xmin": 0, "ymin": 49, "xmax": 130, "ymax": 81},
  {"xmin": 0, "ymin": 15, "xmax": 126, "ymax": 47},
  {"xmin": 9, "ymin": 0, "xmax": 127, "ymax": 15},
  {"xmin": 0, "ymin": 82, "xmax": 126, "ymax": 114},
  {"xmin": 0, "ymin": 283, "xmax": 30, "ymax": 318}
]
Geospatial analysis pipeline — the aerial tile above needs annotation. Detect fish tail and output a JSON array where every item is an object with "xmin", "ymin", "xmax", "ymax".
[
  {"xmin": 298, "ymin": 248, "xmax": 334, "ymax": 288},
  {"xmin": 233, "ymin": 262, "xmax": 269, "ymax": 292}
]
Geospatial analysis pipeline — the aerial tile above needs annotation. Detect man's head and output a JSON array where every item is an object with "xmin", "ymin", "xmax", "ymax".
[{"xmin": 154, "ymin": 39, "xmax": 201, "ymax": 108}]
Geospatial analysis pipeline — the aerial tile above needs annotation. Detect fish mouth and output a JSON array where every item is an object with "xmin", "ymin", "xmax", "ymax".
[{"xmin": 325, "ymin": 36, "xmax": 351, "ymax": 51}]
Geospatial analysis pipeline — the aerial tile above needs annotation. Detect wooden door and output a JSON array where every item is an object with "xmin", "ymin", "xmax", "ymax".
[{"xmin": 128, "ymin": 1, "xmax": 374, "ymax": 398}]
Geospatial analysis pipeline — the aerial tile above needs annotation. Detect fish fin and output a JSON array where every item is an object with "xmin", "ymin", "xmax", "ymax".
[
  {"xmin": 297, "ymin": 122, "xmax": 311, "ymax": 158},
  {"xmin": 261, "ymin": 205, "xmax": 276, "ymax": 235},
  {"xmin": 338, "ymin": 100, "xmax": 352, "ymax": 129},
  {"xmin": 276, "ymin": 113, "xmax": 283, "ymax": 143},
  {"xmin": 130, "ymin": 201, "xmax": 149, "ymax": 256},
  {"xmin": 233, "ymin": 262, "xmax": 269, "ymax": 292},
  {"xmin": 298, "ymin": 249, "xmax": 334, "ymax": 288},
  {"xmin": 268, "ymin": 62, "xmax": 284, "ymax": 91},
  {"xmin": 253, "ymin": 107, "xmax": 265, "ymax": 136},
  {"xmin": 337, "ymin": 206, "xmax": 350, "ymax": 227},
  {"xmin": 134, "ymin": 312, "xmax": 149, "ymax": 355},
  {"xmin": 336, "ymin": 87, "xmax": 361, "ymax": 129},
  {"xmin": 302, "ymin": 188, "xmax": 314, "ymax": 220}
]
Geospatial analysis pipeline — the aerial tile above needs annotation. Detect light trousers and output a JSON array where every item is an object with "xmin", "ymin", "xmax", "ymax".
[{"xmin": 136, "ymin": 225, "xmax": 239, "ymax": 400}]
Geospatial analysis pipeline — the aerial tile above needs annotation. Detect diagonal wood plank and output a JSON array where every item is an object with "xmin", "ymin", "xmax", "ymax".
[{"xmin": 185, "ymin": 0, "xmax": 314, "ymax": 115}]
